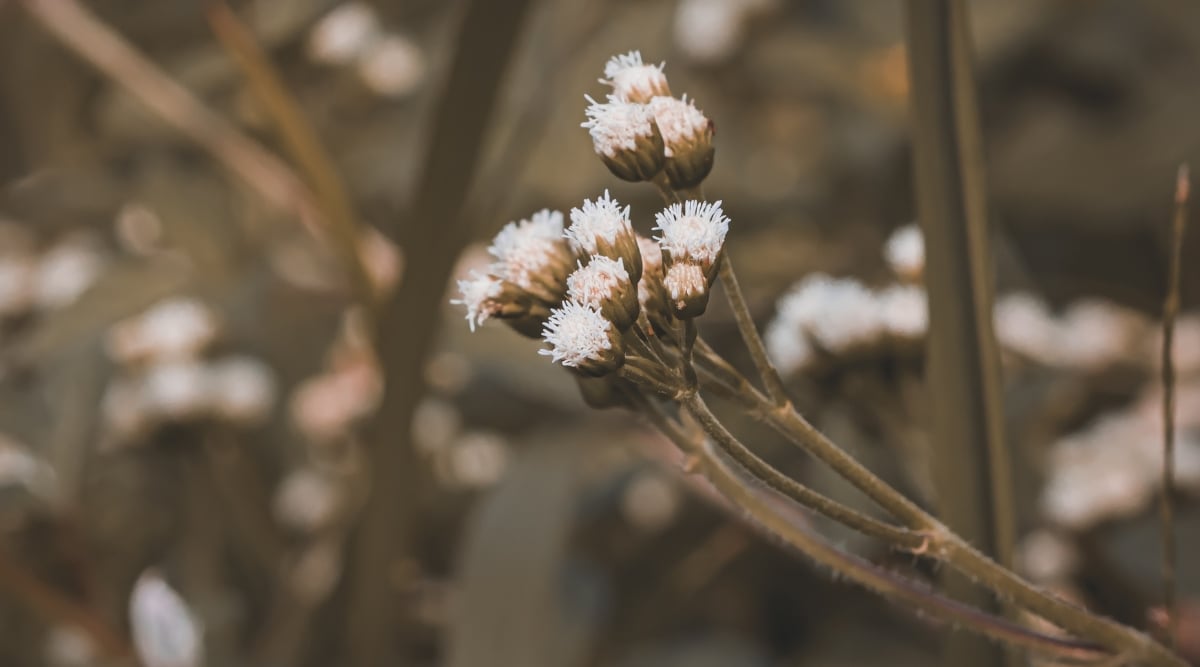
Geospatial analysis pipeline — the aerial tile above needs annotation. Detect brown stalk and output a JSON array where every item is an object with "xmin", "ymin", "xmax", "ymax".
[
  {"xmin": 1159, "ymin": 164, "xmax": 1190, "ymax": 647},
  {"xmin": 904, "ymin": 1, "xmax": 1014, "ymax": 664},
  {"xmin": 342, "ymin": 0, "xmax": 534, "ymax": 663}
]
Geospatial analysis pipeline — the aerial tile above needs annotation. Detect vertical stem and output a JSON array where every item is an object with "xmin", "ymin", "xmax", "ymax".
[
  {"xmin": 718, "ymin": 256, "xmax": 791, "ymax": 406},
  {"xmin": 904, "ymin": 2, "xmax": 1014, "ymax": 665},
  {"xmin": 343, "ymin": 0, "xmax": 533, "ymax": 664},
  {"xmin": 1159, "ymin": 164, "xmax": 1189, "ymax": 648}
]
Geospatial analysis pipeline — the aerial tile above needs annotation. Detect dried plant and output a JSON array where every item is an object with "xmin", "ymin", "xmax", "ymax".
[{"xmin": 453, "ymin": 50, "xmax": 1188, "ymax": 666}]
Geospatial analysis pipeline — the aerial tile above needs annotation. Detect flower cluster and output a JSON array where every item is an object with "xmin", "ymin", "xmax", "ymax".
[
  {"xmin": 455, "ymin": 190, "xmax": 729, "ymax": 380},
  {"xmin": 583, "ymin": 51, "xmax": 714, "ymax": 190},
  {"xmin": 452, "ymin": 52, "xmax": 731, "ymax": 390}
]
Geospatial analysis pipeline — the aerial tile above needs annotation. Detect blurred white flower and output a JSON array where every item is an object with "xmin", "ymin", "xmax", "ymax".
[
  {"xmin": 994, "ymin": 293, "xmax": 1059, "ymax": 365},
  {"xmin": 274, "ymin": 468, "xmax": 340, "ymax": 532},
  {"xmin": 884, "ymin": 224, "xmax": 924, "ymax": 280},
  {"xmin": 207, "ymin": 356, "xmax": 277, "ymax": 424},
  {"xmin": 357, "ymin": 34, "xmax": 426, "ymax": 97},
  {"xmin": 106, "ymin": 298, "xmax": 219, "ymax": 365},
  {"xmin": 878, "ymin": 284, "xmax": 928, "ymax": 339},
  {"xmin": 129, "ymin": 570, "xmax": 203, "ymax": 667},
  {"xmin": 444, "ymin": 431, "xmax": 509, "ymax": 488},
  {"xmin": 412, "ymin": 397, "xmax": 462, "ymax": 455},
  {"xmin": 140, "ymin": 360, "xmax": 214, "ymax": 422},
  {"xmin": 307, "ymin": 2, "xmax": 381, "ymax": 65},
  {"xmin": 621, "ymin": 471, "xmax": 680, "ymax": 532},
  {"xmin": 1018, "ymin": 530, "xmax": 1078, "ymax": 583},
  {"xmin": 33, "ymin": 236, "xmax": 107, "ymax": 309},
  {"xmin": 769, "ymin": 274, "xmax": 884, "ymax": 358}
]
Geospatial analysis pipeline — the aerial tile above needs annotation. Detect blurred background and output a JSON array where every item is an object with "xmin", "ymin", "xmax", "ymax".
[{"xmin": 0, "ymin": 0, "xmax": 1199, "ymax": 665}]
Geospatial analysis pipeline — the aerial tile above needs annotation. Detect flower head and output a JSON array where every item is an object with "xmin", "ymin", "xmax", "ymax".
[
  {"xmin": 488, "ymin": 209, "xmax": 573, "ymax": 303},
  {"xmin": 567, "ymin": 255, "xmax": 639, "ymax": 330},
  {"xmin": 539, "ymin": 301, "xmax": 624, "ymax": 376},
  {"xmin": 884, "ymin": 224, "xmax": 924, "ymax": 280},
  {"xmin": 566, "ymin": 191, "xmax": 642, "ymax": 280},
  {"xmin": 662, "ymin": 262, "xmax": 709, "ymax": 319},
  {"xmin": 452, "ymin": 272, "xmax": 503, "ymax": 331},
  {"xmin": 649, "ymin": 95, "xmax": 714, "ymax": 188},
  {"xmin": 601, "ymin": 51, "xmax": 670, "ymax": 103},
  {"xmin": 654, "ymin": 199, "xmax": 729, "ymax": 267},
  {"xmin": 583, "ymin": 95, "xmax": 665, "ymax": 182}
]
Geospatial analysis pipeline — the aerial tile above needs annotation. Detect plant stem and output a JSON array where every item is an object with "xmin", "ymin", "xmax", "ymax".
[
  {"xmin": 904, "ymin": 2, "xmax": 1015, "ymax": 663},
  {"xmin": 1159, "ymin": 164, "xmax": 1190, "ymax": 648},
  {"xmin": 718, "ymin": 255, "xmax": 791, "ymax": 406},
  {"xmin": 640, "ymin": 396, "xmax": 1109, "ymax": 663},
  {"xmin": 740, "ymin": 388, "xmax": 1184, "ymax": 665},
  {"xmin": 687, "ymin": 396, "xmax": 926, "ymax": 550}
]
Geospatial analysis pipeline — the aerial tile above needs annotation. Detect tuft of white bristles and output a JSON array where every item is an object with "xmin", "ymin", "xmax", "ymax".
[
  {"xmin": 488, "ymin": 209, "xmax": 564, "ymax": 291},
  {"xmin": 566, "ymin": 191, "xmax": 633, "ymax": 255},
  {"xmin": 451, "ymin": 272, "xmax": 503, "ymax": 331},
  {"xmin": 654, "ymin": 200, "xmax": 729, "ymax": 264},
  {"xmin": 648, "ymin": 95, "xmax": 708, "ymax": 158},
  {"xmin": 601, "ymin": 51, "xmax": 668, "ymax": 103},
  {"xmin": 539, "ymin": 301, "xmax": 613, "ymax": 368},
  {"xmin": 567, "ymin": 256, "xmax": 629, "ymax": 308},
  {"xmin": 582, "ymin": 95, "xmax": 657, "ymax": 158}
]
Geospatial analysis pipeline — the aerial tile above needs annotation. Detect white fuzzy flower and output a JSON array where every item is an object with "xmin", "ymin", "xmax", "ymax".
[
  {"xmin": 567, "ymin": 256, "xmax": 629, "ymax": 308},
  {"xmin": 884, "ymin": 224, "xmax": 924, "ymax": 279},
  {"xmin": 488, "ymin": 209, "xmax": 565, "ymax": 290},
  {"xmin": 566, "ymin": 191, "xmax": 633, "ymax": 255},
  {"xmin": 765, "ymin": 318, "xmax": 814, "ymax": 373},
  {"xmin": 451, "ymin": 272, "xmax": 502, "ymax": 331},
  {"xmin": 994, "ymin": 293, "xmax": 1059, "ymax": 365},
  {"xmin": 654, "ymin": 200, "xmax": 729, "ymax": 265},
  {"xmin": 769, "ymin": 274, "xmax": 884, "ymax": 353},
  {"xmin": 878, "ymin": 284, "xmax": 928, "ymax": 338},
  {"xmin": 662, "ymin": 262, "xmax": 706, "ymax": 302},
  {"xmin": 539, "ymin": 301, "xmax": 615, "ymax": 369},
  {"xmin": 582, "ymin": 95, "xmax": 657, "ymax": 158},
  {"xmin": 602, "ymin": 51, "xmax": 670, "ymax": 103},
  {"xmin": 648, "ymin": 95, "xmax": 709, "ymax": 158},
  {"xmin": 107, "ymin": 298, "xmax": 219, "ymax": 364}
]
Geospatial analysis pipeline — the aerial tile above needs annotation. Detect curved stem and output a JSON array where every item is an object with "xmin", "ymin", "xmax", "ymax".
[
  {"xmin": 639, "ymin": 398, "xmax": 1109, "ymax": 663},
  {"xmin": 747, "ymin": 390, "xmax": 1185, "ymax": 665},
  {"xmin": 718, "ymin": 256, "xmax": 791, "ymax": 406},
  {"xmin": 687, "ymin": 396, "xmax": 927, "ymax": 550}
]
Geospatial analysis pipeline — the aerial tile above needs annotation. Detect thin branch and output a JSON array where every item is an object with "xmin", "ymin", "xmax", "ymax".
[
  {"xmin": 639, "ymin": 396, "xmax": 1110, "ymax": 663},
  {"xmin": 718, "ymin": 255, "xmax": 792, "ymax": 406},
  {"xmin": 21, "ymin": 0, "xmax": 321, "ymax": 233},
  {"xmin": 205, "ymin": 1, "xmax": 378, "ymax": 317},
  {"xmin": 1160, "ymin": 163, "xmax": 1190, "ymax": 648},
  {"xmin": 686, "ymin": 395, "xmax": 927, "ymax": 550},
  {"xmin": 743, "ymin": 387, "xmax": 1185, "ymax": 665}
]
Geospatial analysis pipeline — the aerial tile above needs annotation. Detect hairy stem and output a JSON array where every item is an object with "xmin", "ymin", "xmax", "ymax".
[{"xmin": 639, "ymin": 396, "xmax": 1109, "ymax": 663}]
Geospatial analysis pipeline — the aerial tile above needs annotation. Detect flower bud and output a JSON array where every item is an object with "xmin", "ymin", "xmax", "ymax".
[
  {"xmin": 452, "ymin": 272, "xmax": 550, "ymax": 338},
  {"xmin": 540, "ymin": 301, "xmax": 624, "ymax": 377},
  {"xmin": 583, "ymin": 95, "xmax": 665, "ymax": 182},
  {"xmin": 649, "ymin": 95, "xmax": 714, "ymax": 190},
  {"xmin": 566, "ymin": 191, "xmax": 642, "ymax": 282},
  {"xmin": 567, "ymin": 255, "xmax": 639, "ymax": 331},
  {"xmin": 636, "ymin": 235, "xmax": 673, "ymax": 335},
  {"xmin": 488, "ymin": 209, "xmax": 574, "ymax": 306},
  {"xmin": 573, "ymin": 375, "xmax": 630, "ymax": 410},
  {"xmin": 601, "ymin": 51, "xmax": 670, "ymax": 104},
  {"xmin": 663, "ymin": 262, "xmax": 710, "ymax": 319},
  {"xmin": 654, "ymin": 199, "xmax": 729, "ymax": 280}
]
